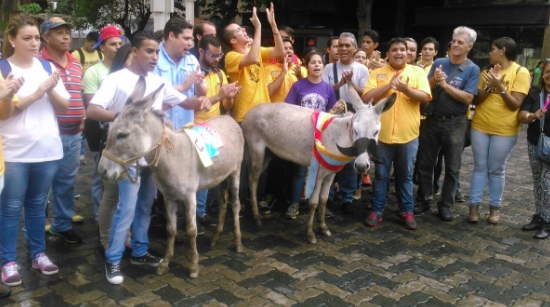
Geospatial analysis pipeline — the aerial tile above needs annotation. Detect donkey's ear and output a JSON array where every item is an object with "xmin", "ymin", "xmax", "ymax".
[
  {"xmin": 135, "ymin": 84, "xmax": 165, "ymax": 110},
  {"xmin": 374, "ymin": 92, "xmax": 397, "ymax": 114},
  {"xmin": 347, "ymin": 83, "xmax": 366, "ymax": 110},
  {"xmin": 126, "ymin": 76, "xmax": 147, "ymax": 106}
]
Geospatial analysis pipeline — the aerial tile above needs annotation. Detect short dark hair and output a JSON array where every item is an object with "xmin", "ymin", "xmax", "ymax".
[
  {"xmin": 420, "ymin": 37, "xmax": 439, "ymax": 52},
  {"xmin": 86, "ymin": 31, "xmax": 99, "ymax": 43},
  {"xmin": 304, "ymin": 51, "xmax": 323, "ymax": 66},
  {"xmin": 282, "ymin": 37, "xmax": 292, "ymax": 45},
  {"xmin": 363, "ymin": 30, "xmax": 380, "ymax": 43},
  {"xmin": 492, "ymin": 37, "xmax": 518, "ymax": 61},
  {"xmin": 131, "ymin": 31, "xmax": 156, "ymax": 49},
  {"xmin": 199, "ymin": 34, "xmax": 221, "ymax": 50},
  {"xmin": 326, "ymin": 36, "xmax": 339, "ymax": 48},
  {"xmin": 301, "ymin": 46, "xmax": 318, "ymax": 59},
  {"xmin": 153, "ymin": 29, "xmax": 164, "ymax": 43},
  {"xmin": 387, "ymin": 37, "xmax": 408, "ymax": 50},
  {"xmin": 163, "ymin": 17, "xmax": 193, "ymax": 41},
  {"xmin": 193, "ymin": 20, "xmax": 216, "ymax": 41},
  {"xmin": 279, "ymin": 25, "xmax": 294, "ymax": 39}
]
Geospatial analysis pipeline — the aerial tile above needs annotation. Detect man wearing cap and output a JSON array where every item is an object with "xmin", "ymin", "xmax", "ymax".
[
  {"xmin": 39, "ymin": 17, "xmax": 84, "ymax": 244},
  {"xmin": 82, "ymin": 25, "xmax": 124, "ymax": 249},
  {"xmin": 71, "ymin": 31, "xmax": 103, "ymax": 73},
  {"xmin": 154, "ymin": 17, "xmax": 207, "ymax": 130}
]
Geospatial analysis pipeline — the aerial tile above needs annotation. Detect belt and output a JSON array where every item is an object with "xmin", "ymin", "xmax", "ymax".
[{"xmin": 431, "ymin": 114, "xmax": 463, "ymax": 120}]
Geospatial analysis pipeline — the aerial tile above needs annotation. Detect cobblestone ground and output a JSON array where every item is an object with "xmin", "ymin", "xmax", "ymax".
[{"xmin": 1, "ymin": 126, "xmax": 550, "ymax": 307}]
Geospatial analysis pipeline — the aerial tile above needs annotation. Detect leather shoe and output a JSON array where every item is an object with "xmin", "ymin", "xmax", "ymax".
[
  {"xmin": 534, "ymin": 227, "xmax": 549, "ymax": 239},
  {"xmin": 413, "ymin": 202, "xmax": 430, "ymax": 214},
  {"xmin": 437, "ymin": 204, "xmax": 453, "ymax": 222},
  {"xmin": 522, "ymin": 214, "xmax": 543, "ymax": 231}
]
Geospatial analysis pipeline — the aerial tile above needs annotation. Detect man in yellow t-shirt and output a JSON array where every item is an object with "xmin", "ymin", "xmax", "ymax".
[
  {"xmin": 223, "ymin": 3, "xmax": 284, "ymax": 213},
  {"xmin": 71, "ymin": 31, "xmax": 103, "ymax": 73},
  {"xmin": 223, "ymin": 4, "xmax": 284, "ymax": 123},
  {"xmin": 265, "ymin": 38, "xmax": 307, "ymax": 103},
  {"xmin": 362, "ymin": 37, "xmax": 432, "ymax": 231},
  {"xmin": 0, "ymin": 73, "xmax": 23, "ymax": 298}
]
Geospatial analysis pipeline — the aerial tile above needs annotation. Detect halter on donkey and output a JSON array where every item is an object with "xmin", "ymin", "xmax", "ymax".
[
  {"xmin": 242, "ymin": 86, "xmax": 396, "ymax": 244},
  {"xmin": 98, "ymin": 78, "xmax": 244, "ymax": 278}
]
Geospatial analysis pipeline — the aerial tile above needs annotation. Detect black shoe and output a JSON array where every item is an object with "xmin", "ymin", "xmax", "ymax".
[
  {"xmin": 259, "ymin": 201, "xmax": 273, "ymax": 214},
  {"xmin": 413, "ymin": 202, "xmax": 430, "ymax": 214},
  {"xmin": 105, "ymin": 262, "xmax": 124, "ymax": 284},
  {"xmin": 455, "ymin": 190, "xmax": 465, "ymax": 203},
  {"xmin": 197, "ymin": 224, "xmax": 205, "ymax": 236},
  {"xmin": 130, "ymin": 253, "xmax": 163, "ymax": 267},
  {"xmin": 433, "ymin": 187, "xmax": 441, "ymax": 196},
  {"xmin": 198, "ymin": 214, "xmax": 217, "ymax": 227},
  {"xmin": 49, "ymin": 228, "xmax": 82, "ymax": 244},
  {"xmin": 437, "ymin": 204, "xmax": 453, "ymax": 222},
  {"xmin": 522, "ymin": 214, "xmax": 543, "ymax": 231},
  {"xmin": 0, "ymin": 284, "xmax": 11, "ymax": 298},
  {"xmin": 342, "ymin": 202, "xmax": 355, "ymax": 214}
]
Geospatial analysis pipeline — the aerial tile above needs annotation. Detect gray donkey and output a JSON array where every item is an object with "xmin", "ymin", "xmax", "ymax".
[
  {"xmin": 98, "ymin": 84, "xmax": 244, "ymax": 278},
  {"xmin": 242, "ymin": 85, "xmax": 396, "ymax": 244}
]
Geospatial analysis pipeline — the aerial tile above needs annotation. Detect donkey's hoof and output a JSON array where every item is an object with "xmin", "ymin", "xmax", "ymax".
[
  {"xmin": 156, "ymin": 264, "xmax": 169, "ymax": 275},
  {"xmin": 255, "ymin": 219, "xmax": 263, "ymax": 227},
  {"xmin": 307, "ymin": 236, "xmax": 317, "ymax": 244},
  {"xmin": 235, "ymin": 245, "xmax": 243, "ymax": 253},
  {"xmin": 321, "ymin": 230, "xmax": 332, "ymax": 237},
  {"xmin": 189, "ymin": 270, "xmax": 199, "ymax": 279}
]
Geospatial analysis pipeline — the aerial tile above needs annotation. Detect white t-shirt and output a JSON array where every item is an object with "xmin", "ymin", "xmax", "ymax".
[
  {"xmin": 0, "ymin": 58, "xmax": 70, "ymax": 163},
  {"xmin": 321, "ymin": 61, "xmax": 369, "ymax": 103},
  {"xmin": 90, "ymin": 68, "xmax": 187, "ymax": 114}
]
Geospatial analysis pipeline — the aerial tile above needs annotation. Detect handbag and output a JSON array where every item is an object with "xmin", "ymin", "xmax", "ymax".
[{"xmin": 535, "ymin": 91, "xmax": 550, "ymax": 163}]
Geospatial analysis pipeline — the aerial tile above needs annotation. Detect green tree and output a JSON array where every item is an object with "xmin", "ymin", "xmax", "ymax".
[
  {"xmin": 61, "ymin": 0, "xmax": 151, "ymax": 40},
  {"xmin": 197, "ymin": 0, "xmax": 283, "ymax": 26}
]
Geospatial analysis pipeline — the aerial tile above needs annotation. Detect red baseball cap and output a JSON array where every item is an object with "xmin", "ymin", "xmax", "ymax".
[{"xmin": 93, "ymin": 26, "xmax": 124, "ymax": 50}]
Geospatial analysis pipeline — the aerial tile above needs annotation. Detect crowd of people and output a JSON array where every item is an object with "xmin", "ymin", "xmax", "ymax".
[{"xmin": 0, "ymin": 2, "xmax": 547, "ymax": 295}]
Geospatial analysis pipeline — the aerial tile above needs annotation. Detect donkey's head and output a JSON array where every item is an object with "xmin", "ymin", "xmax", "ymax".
[
  {"xmin": 337, "ymin": 86, "xmax": 396, "ymax": 173},
  {"xmin": 98, "ymin": 77, "xmax": 165, "ymax": 182}
]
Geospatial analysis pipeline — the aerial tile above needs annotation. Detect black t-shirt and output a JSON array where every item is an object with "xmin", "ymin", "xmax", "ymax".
[{"xmin": 521, "ymin": 87, "xmax": 550, "ymax": 145}]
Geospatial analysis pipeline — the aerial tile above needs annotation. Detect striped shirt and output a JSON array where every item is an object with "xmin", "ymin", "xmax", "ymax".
[{"xmin": 39, "ymin": 48, "xmax": 84, "ymax": 134}]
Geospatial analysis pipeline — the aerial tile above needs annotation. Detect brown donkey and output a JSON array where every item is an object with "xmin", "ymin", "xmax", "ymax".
[{"xmin": 98, "ymin": 84, "xmax": 244, "ymax": 278}]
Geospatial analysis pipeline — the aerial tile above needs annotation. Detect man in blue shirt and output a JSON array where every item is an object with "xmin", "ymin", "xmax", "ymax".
[
  {"xmin": 414, "ymin": 26, "xmax": 480, "ymax": 222},
  {"xmin": 154, "ymin": 18, "xmax": 207, "ymax": 129}
]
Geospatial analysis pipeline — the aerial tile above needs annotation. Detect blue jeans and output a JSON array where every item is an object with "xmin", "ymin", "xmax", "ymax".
[
  {"xmin": 80, "ymin": 134, "xmax": 86, "ymax": 157},
  {"xmin": 469, "ymin": 128, "xmax": 518, "ymax": 207},
  {"xmin": 105, "ymin": 165, "xmax": 156, "ymax": 264},
  {"xmin": 329, "ymin": 160, "xmax": 357, "ymax": 203},
  {"xmin": 51, "ymin": 133, "xmax": 81, "ymax": 233},
  {"xmin": 290, "ymin": 163, "xmax": 307, "ymax": 204},
  {"xmin": 372, "ymin": 139, "xmax": 419, "ymax": 213},
  {"xmin": 197, "ymin": 189, "xmax": 208, "ymax": 217},
  {"xmin": 92, "ymin": 152, "xmax": 103, "ymax": 221},
  {"xmin": 1, "ymin": 160, "xmax": 59, "ymax": 265}
]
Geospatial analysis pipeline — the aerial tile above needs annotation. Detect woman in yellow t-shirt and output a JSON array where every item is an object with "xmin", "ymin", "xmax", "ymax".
[
  {"xmin": 469, "ymin": 37, "xmax": 530, "ymax": 224},
  {"xmin": 0, "ymin": 72, "xmax": 24, "ymax": 298}
]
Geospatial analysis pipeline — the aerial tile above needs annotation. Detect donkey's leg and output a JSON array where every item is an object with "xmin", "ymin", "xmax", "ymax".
[
  {"xmin": 306, "ymin": 175, "xmax": 327, "ymax": 244},
  {"xmin": 182, "ymin": 192, "xmax": 200, "ymax": 278},
  {"xmin": 317, "ymin": 173, "xmax": 336, "ymax": 238},
  {"xmin": 156, "ymin": 198, "xmax": 178, "ymax": 275},
  {"xmin": 211, "ymin": 181, "xmax": 228, "ymax": 248},
  {"xmin": 230, "ymin": 169, "xmax": 243, "ymax": 253},
  {"xmin": 248, "ymin": 143, "xmax": 266, "ymax": 227}
]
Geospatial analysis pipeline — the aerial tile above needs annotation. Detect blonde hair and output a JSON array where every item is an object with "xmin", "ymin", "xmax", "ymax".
[{"xmin": 2, "ymin": 15, "xmax": 39, "ymax": 58}]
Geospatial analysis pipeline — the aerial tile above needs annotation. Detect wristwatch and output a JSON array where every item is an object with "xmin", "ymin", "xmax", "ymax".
[{"xmin": 500, "ymin": 90, "xmax": 508, "ymax": 95}]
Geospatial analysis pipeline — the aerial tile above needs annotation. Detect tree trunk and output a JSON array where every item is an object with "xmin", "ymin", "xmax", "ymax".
[{"xmin": 356, "ymin": 0, "xmax": 374, "ymax": 38}]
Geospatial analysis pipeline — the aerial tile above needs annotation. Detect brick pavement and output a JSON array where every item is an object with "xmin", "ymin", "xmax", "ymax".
[{"xmin": 1, "ymin": 126, "xmax": 550, "ymax": 306}]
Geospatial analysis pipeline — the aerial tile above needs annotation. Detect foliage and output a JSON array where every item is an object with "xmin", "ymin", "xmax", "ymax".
[
  {"xmin": 65, "ymin": 0, "xmax": 151, "ymax": 40},
  {"xmin": 196, "ymin": 0, "xmax": 282, "ymax": 27},
  {"xmin": 19, "ymin": 3, "xmax": 42, "ymax": 15}
]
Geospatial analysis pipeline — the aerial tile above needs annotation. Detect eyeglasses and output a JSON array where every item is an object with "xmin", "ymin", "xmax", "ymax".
[{"xmin": 203, "ymin": 49, "xmax": 224, "ymax": 59}]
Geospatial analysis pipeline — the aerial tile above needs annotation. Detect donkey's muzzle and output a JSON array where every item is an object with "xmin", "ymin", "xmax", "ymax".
[{"xmin": 337, "ymin": 138, "xmax": 375, "ymax": 157}]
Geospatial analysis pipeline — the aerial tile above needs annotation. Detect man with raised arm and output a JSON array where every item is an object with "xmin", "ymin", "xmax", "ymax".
[{"xmin": 223, "ymin": 2, "xmax": 284, "ymax": 213}]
